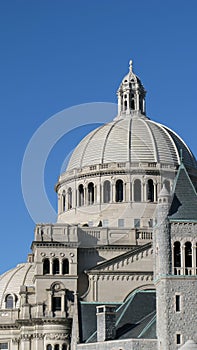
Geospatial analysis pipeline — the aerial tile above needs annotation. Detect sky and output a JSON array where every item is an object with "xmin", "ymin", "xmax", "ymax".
[{"xmin": 0, "ymin": 0, "xmax": 197, "ymax": 274}]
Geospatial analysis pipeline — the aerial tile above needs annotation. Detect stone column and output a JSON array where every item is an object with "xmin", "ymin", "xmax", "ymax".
[
  {"xmin": 154, "ymin": 182, "xmax": 157, "ymax": 202},
  {"xmin": 192, "ymin": 242, "xmax": 196, "ymax": 275},
  {"xmin": 32, "ymin": 334, "xmax": 44, "ymax": 350},
  {"xmin": 181, "ymin": 243, "xmax": 185, "ymax": 275},
  {"xmin": 20, "ymin": 335, "xmax": 31, "ymax": 350}
]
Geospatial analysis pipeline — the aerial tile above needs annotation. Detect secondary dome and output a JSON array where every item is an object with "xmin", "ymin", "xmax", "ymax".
[
  {"xmin": 67, "ymin": 114, "xmax": 197, "ymax": 172},
  {"xmin": 0, "ymin": 263, "xmax": 35, "ymax": 308}
]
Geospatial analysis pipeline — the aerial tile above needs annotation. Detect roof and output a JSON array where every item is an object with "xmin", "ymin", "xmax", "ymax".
[
  {"xmin": 86, "ymin": 242, "xmax": 152, "ymax": 273},
  {"xmin": 79, "ymin": 289, "xmax": 156, "ymax": 344},
  {"xmin": 0, "ymin": 263, "xmax": 35, "ymax": 308},
  {"xmin": 66, "ymin": 113, "xmax": 197, "ymax": 172},
  {"xmin": 169, "ymin": 163, "xmax": 197, "ymax": 221},
  {"xmin": 179, "ymin": 340, "xmax": 197, "ymax": 349}
]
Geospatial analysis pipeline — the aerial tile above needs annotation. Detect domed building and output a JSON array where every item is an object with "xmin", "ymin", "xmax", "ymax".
[{"xmin": 0, "ymin": 61, "xmax": 196, "ymax": 350}]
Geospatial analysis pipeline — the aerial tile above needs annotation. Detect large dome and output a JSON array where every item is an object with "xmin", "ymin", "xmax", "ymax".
[
  {"xmin": 56, "ymin": 61, "xmax": 197, "ymax": 227},
  {"xmin": 67, "ymin": 113, "xmax": 197, "ymax": 172}
]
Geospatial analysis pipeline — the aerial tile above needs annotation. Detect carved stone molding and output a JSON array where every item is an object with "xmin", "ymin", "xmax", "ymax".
[
  {"xmin": 32, "ymin": 333, "xmax": 44, "ymax": 339},
  {"xmin": 45, "ymin": 333, "xmax": 69, "ymax": 340}
]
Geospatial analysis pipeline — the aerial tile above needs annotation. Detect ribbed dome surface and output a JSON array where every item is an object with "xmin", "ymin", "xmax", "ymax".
[
  {"xmin": 67, "ymin": 114, "xmax": 197, "ymax": 171},
  {"xmin": 0, "ymin": 263, "xmax": 35, "ymax": 308}
]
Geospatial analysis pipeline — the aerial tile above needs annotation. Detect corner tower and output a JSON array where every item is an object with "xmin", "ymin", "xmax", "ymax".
[{"xmin": 154, "ymin": 164, "xmax": 197, "ymax": 350}]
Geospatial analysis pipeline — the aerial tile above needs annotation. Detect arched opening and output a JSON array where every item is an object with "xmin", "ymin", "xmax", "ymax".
[
  {"xmin": 134, "ymin": 179, "xmax": 141, "ymax": 202},
  {"xmin": 68, "ymin": 188, "xmax": 72, "ymax": 209},
  {"xmin": 185, "ymin": 241, "xmax": 192, "ymax": 274},
  {"xmin": 88, "ymin": 182, "xmax": 94, "ymax": 205},
  {"xmin": 62, "ymin": 191, "xmax": 66, "ymax": 211},
  {"xmin": 78, "ymin": 184, "xmax": 84, "ymax": 206},
  {"xmin": 43, "ymin": 258, "xmax": 50, "ymax": 275},
  {"xmin": 163, "ymin": 179, "xmax": 170, "ymax": 193},
  {"xmin": 53, "ymin": 259, "xmax": 60, "ymax": 275},
  {"xmin": 54, "ymin": 345, "xmax": 59, "ymax": 350},
  {"xmin": 46, "ymin": 345, "xmax": 52, "ymax": 350},
  {"xmin": 174, "ymin": 241, "xmax": 181, "ymax": 275},
  {"xmin": 116, "ymin": 179, "xmax": 123, "ymax": 202},
  {"xmin": 147, "ymin": 179, "xmax": 154, "ymax": 202},
  {"xmin": 5, "ymin": 294, "xmax": 13, "ymax": 309},
  {"xmin": 62, "ymin": 344, "xmax": 67, "ymax": 350},
  {"xmin": 103, "ymin": 180, "xmax": 111, "ymax": 203},
  {"xmin": 62, "ymin": 259, "xmax": 69, "ymax": 274},
  {"xmin": 131, "ymin": 94, "xmax": 135, "ymax": 109}
]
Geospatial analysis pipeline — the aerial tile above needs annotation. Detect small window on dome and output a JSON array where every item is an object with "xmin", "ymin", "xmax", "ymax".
[
  {"xmin": 62, "ymin": 191, "xmax": 66, "ymax": 211},
  {"xmin": 67, "ymin": 187, "xmax": 72, "ymax": 210},
  {"xmin": 5, "ymin": 294, "xmax": 13, "ymax": 309},
  {"xmin": 116, "ymin": 180, "xmax": 123, "ymax": 202},
  {"xmin": 103, "ymin": 180, "xmax": 111, "ymax": 203},
  {"xmin": 163, "ymin": 179, "xmax": 170, "ymax": 193},
  {"xmin": 147, "ymin": 179, "xmax": 154, "ymax": 202},
  {"xmin": 46, "ymin": 345, "xmax": 52, "ymax": 350},
  {"xmin": 88, "ymin": 182, "xmax": 94, "ymax": 205},
  {"xmin": 134, "ymin": 179, "xmax": 141, "ymax": 202},
  {"xmin": 78, "ymin": 184, "xmax": 84, "ymax": 206}
]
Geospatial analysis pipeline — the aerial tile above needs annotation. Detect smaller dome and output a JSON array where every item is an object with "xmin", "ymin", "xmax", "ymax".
[
  {"xmin": 0, "ymin": 263, "xmax": 35, "ymax": 308},
  {"xmin": 179, "ymin": 340, "xmax": 197, "ymax": 349}
]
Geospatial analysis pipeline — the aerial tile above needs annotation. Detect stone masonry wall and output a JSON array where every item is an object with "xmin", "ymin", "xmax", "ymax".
[
  {"xmin": 156, "ymin": 277, "xmax": 197, "ymax": 350},
  {"xmin": 77, "ymin": 338, "xmax": 158, "ymax": 350}
]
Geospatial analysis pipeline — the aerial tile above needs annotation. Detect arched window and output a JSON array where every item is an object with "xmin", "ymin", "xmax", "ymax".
[
  {"xmin": 78, "ymin": 184, "xmax": 84, "ymax": 206},
  {"xmin": 54, "ymin": 345, "xmax": 59, "ymax": 350},
  {"xmin": 43, "ymin": 258, "xmax": 50, "ymax": 275},
  {"xmin": 147, "ymin": 179, "xmax": 154, "ymax": 202},
  {"xmin": 134, "ymin": 179, "xmax": 141, "ymax": 202},
  {"xmin": 174, "ymin": 241, "xmax": 181, "ymax": 274},
  {"xmin": 62, "ymin": 344, "xmax": 67, "ymax": 350},
  {"xmin": 185, "ymin": 241, "xmax": 192, "ymax": 274},
  {"xmin": 103, "ymin": 180, "xmax": 111, "ymax": 203},
  {"xmin": 46, "ymin": 345, "xmax": 52, "ymax": 350},
  {"xmin": 116, "ymin": 179, "xmax": 123, "ymax": 202},
  {"xmin": 88, "ymin": 182, "xmax": 94, "ymax": 205},
  {"xmin": 5, "ymin": 294, "xmax": 13, "ymax": 309},
  {"xmin": 62, "ymin": 259, "xmax": 69, "ymax": 274},
  {"xmin": 68, "ymin": 188, "xmax": 72, "ymax": 210},
  {"xmin": 163, "ymin": 179, "xmax": 170, "ymax": 193},
  {"xmin": 53, "ymin": 259, "xmax": 60, "ymax": 275},
  {"xmin": 62, "ymin": 191, "xmax": 66, "ymax": 212}
]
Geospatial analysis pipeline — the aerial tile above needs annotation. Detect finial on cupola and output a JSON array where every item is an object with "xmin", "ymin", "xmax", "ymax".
[{"xmin": 129, "ymin": 59, "xmax": 133, "ymax": 72}]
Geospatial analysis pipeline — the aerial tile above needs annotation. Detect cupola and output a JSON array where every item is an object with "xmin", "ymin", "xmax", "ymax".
[{"xmin": 117, "ymin": 60, "xmax": 146, "ymax": 116}]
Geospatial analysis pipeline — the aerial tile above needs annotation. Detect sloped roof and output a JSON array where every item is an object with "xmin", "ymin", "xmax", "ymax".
[
  {"xmin": 179, "ymin": 340, "xmax": 197, "ymax": 349},
  {"xmin": 169, "ymin": 163, "xmax": 197, "ymax": 221},
  {"xmin": 86, "ymin": 242, "xmax": 152, "ymax": 273},
  {"xmin": 79, "ymin": 290, "xmax": 156, "ymax": 344}
]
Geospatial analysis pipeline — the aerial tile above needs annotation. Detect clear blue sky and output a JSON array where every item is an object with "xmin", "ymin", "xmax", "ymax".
[{"xmin": 0, "ymin": 0, "xmax": 197, "ymax": 274}]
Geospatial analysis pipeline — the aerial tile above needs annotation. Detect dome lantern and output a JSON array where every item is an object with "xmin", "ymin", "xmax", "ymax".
[{"xmin": 117, "ymin": 60, "xmax": 146, "ymax": 116}]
